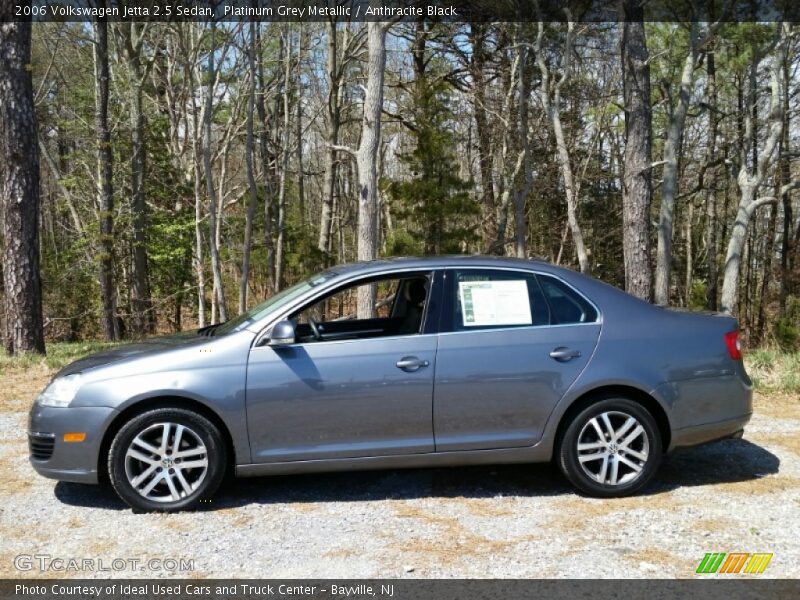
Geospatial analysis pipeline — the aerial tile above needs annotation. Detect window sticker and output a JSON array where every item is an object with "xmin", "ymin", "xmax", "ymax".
[{"xmin": 458, "ymin": 279, "xmax": 532, "ymax": 327}]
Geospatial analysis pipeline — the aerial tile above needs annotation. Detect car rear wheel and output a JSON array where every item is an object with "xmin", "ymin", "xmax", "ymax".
[
  {"xmin": 557, "ymin": 397, "xmax": 662, "ymax": 497},
  {"xmin": 108, "ymin": 408, "xmax": 226, "ymax": 512}
]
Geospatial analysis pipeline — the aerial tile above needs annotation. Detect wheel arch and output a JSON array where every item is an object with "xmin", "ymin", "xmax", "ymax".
[
  {"xmin": 554, "ymin": 385, "xmax": 671, "ymax": 453},
  {"xmin": 97, "ymin": 395, "xmax": 236, "ymax": 482}
]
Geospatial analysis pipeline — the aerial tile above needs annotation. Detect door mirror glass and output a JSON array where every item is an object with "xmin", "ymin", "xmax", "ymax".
[{"xmin": 268, "ymin": 320, "xmax": 296, "ymax": 346}]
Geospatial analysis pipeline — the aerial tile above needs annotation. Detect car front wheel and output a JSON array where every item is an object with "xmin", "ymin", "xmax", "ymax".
[
  {"xmin": 557, "ymin": 397, "xmax": 662, "ymax": 497},
  {"xmin": 108, "ymin": 407, "xmax": 227, "ymax": 512}
]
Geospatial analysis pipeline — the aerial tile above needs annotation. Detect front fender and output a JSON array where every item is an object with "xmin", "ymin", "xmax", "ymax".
[{"xmin": 72, "ymin": 367, "xmax": 250, "ymax": 466}]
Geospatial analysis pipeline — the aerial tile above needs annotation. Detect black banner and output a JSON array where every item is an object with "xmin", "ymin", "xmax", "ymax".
[
  {"xmin": 3, "ymin": 0, "xmax": 800, "ymax": 23},
  {"xmin": 2, "ymin": 580, "xmax": 800, "ymax": 600}
]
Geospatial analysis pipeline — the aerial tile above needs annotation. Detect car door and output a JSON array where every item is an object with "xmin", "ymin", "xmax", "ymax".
[
  {"xmin": 433, "ymin": 268, "xmax": 601, "ymax": 451},
  {"xmin": 245, "ymin": 270, "xmax": 441, "ymax": 463}
]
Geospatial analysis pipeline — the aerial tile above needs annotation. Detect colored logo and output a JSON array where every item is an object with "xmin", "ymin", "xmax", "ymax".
[{"xmin": 696, "ymin": 553, "xmax": 773, "ymax": 574}]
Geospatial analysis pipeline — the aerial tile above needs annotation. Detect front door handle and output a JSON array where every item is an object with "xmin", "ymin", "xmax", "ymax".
[
  {"xmin": 549, "ymin": 347, "xmax": 581, "ymax": 362},
  {"xmin": 396, "ymin": 356, "xmax": 430, "ymax": 372}
]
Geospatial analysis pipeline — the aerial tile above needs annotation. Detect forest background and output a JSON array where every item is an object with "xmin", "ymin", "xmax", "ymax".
[{"xmin": 1, "ymin": 2, "xmax": 799, "ymax": 357}]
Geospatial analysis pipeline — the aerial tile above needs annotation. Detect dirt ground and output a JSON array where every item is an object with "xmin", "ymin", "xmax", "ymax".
[{"xmin": 1, "ymin": 365, "xmax": 798, "ymax": 578}]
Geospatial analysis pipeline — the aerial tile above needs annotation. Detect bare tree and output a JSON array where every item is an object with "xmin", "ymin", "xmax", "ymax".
[
  {"xmin": 0, "ymin": 11, "xmax": 45, "ymax": 354},
  {"xmin": 187, "ymin": 24, "xmax": 207, "ymax": 327},
  {"xmin": 254, "ymin": 23, "xmax": 276, "ymax": 293},
  {"xmin": 274, "ymin": 26, "xmax": 293, "ymax": 291},
  {"xmin": 330, "ymin": 19, "xmax": 393, "ymax": 317},
  {"xmin": 705, "ymin": 37, "xmax": 720, "ymax": 310},
  {"xmin": 654, "ymin": 22, "xmax": 720, "ymax": 305},
  {"xmin": 619, "ymin": 0, "xmax": 653, "ymax": 301},
  {"xmin": 534, "ymin": 14, "xmax": 591, "ymax": 274},
  {"xmin": 354, "ymin": 21, "xmax": 390, "ymax": 316},
  {"xmin": 513, "ymin": 25, "xmax": 535, "ymax": 259},
  {"xmin": 114, "ymin": 22, "xmax": 157, "ymax": 334},
  {"xmin": 319, "ymin": 20, "xmax": 362, "ymax": 262},
  {"xmin": 467, "ymin": 23, "xmax": 499, "ymax": 252},
  {"xmin": 240, "ymin": 20, "xmax": 259, "ymax": 314},
  {"xmin": 721, "ymin": 23, "xmax": 794, "ymax": 315},
  {"xmin": 93, "ymin": 15, "xmax": 117, "ymax": 340},
  {"xmin": 203, "ymin": 20, "xmax": 227, "ymax": 322}
]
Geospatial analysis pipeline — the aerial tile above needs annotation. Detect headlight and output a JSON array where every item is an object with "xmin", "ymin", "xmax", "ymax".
[{"xmin": 37, "ymin": 374, "xmax": 83, "ymax": 407}]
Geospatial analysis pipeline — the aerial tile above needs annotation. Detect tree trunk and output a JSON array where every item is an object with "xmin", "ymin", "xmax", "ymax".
[
  {"xmin": 778, "ymin": 50, "xmax": 792, "ymax": 318},
  {"xmin": 204, "ymin": 22, "xmax": 227, "ymax": 322},
  {"xmin": 240, "ymin": 20, "xmax": 258, "ymax": 314},
  {"xmin": 469, "ymin": 24, "xmax": 498, "ymax": 252},
  {"xmin": 254, "ymin": 23, "xmax": 275, "ymax": 293},
  {"xmin": 355, "ymin": 21, "xmax": 387, "ymax": 318},
  {"xmin": 513, "ymin": 34, "xmax": 533, "ymax": 259},
  {"xmin": 619, "ymin": 3, "xmax": 653, "ymax": 301},
  {"xmin": 720, "ymin": 23, "xmax": 789, "ymax": 315},
  {"xmin": 93, "ymin": 17, "xmax": 117, "ymax": 341},
  {"xmin": 275, "ymin": 28, "xmax": 292, "ymax": 292},
  {"xmin": 117, "ymin": 22, "xmax": 154, "ymax": 335},
  {"xmin": 0, "ymin": 14, "xmax": 46, "ymax": 354},
  {"xmin": 685, "ymin": 201, "xmax": 693, "ymax": 306},
  {"xmin": 295, "ymin": 28, "xmax": 305, "ymax": 222},
  {"xmin": 705, "ymin": 46, "xmax": 719, "ymax": 310},
  {"xmin": 535, "ymin": 20, "xmax": 590, "ymax": 274},
  {"xmin": 318, "ymin": 20, "xmax": 341, "ymax": 262},
  {"xmin": 756, "ymin": 201, "xmax": 778, "ymax": 340},
  {"xmin": 654, "ymin": 23, "xmax": 699, "ymax": 306}
]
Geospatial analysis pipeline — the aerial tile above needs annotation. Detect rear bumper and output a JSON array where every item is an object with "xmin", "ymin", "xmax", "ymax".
[
  {"xmin": 668, "ymin": 412, "xmax": 751, "ymax": 451},
  {"xmin": 28, "ymin": 404, "xmax": 118, "ymax": 484},
  {"xmin": 653, "ymin": 372, "xmax": 753, "ymax": 451}
]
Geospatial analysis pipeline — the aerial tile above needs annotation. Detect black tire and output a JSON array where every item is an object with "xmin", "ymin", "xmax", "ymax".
[
  {"xmin": 557, "ymin": 397, "xmax": 662, "ymax": 497},
  {"xmin": 108, "ymin": 407, "xmax": 227, "ymax": 512}
]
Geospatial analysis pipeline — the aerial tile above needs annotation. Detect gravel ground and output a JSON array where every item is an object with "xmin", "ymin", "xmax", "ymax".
[{"xmin": 1, "ymin": 366, "xmax": 798, "ymax": 579}]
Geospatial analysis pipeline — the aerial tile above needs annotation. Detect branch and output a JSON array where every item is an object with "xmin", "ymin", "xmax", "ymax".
[
  {"xmin": 779, "ymin": 179, "xmax": 800, "ymax": 197},
  {"xmin": 749, "ymin": 196, "xmax": 777, "ymax": 213},
  {"xmin": 329, "ymin": 144, "xmax": 356, "ymax": 159},
  {"xmin": 381, "ymin": 108, "xmax": 417, "ymax": 132}
]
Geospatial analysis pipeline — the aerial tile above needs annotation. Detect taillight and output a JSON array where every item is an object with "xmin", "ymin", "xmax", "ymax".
[{"xmin": 724, "ymin": 330, "xmax": 743, "ymax": 360}]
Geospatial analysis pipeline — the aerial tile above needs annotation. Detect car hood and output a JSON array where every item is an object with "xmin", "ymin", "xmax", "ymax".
[{"xmin": 55, "ymin": 331, "xmax": 207, "ymax": 378}]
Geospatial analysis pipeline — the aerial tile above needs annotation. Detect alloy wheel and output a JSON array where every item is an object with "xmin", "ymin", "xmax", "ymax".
[
  {"xmin": 124, "ymin": 422, "xmax": 209, "ymax": 503},
  {"xmin": 576, "ymin": 410, "xmax": 650, "ymax": 486}
]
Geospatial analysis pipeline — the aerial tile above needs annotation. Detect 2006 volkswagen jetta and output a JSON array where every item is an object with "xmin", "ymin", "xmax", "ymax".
[{"xmin": 29, "ymin": 256, "xmax": 752, "ymax": 511}]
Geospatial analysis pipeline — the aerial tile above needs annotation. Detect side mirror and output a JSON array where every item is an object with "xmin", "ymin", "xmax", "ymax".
[{"xmin": 268, "ymin": 320, "xmax": 295, "ymax": 347}]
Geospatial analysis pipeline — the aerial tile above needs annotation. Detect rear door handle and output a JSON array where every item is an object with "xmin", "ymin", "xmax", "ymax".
[
  {"xmin": 549, "ymin": 347, "xmax": 581, "ymax": 362},
  {"xmin": 396, "ymin": 356, "xmax": 430, "ymax": 372}
]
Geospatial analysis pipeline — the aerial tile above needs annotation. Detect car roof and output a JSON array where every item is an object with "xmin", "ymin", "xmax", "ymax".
[{"xmin": 331, "ymin": 255, "xmax": 559, "ymax": 275}]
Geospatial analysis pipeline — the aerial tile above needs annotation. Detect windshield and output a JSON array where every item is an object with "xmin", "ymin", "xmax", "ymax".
[{"xmin": 214, "ymin": 271, "xmax": 337, "ymax": 335}]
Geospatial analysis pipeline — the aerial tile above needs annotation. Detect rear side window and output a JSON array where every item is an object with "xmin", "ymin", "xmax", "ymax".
[
  {"xmin": 537, "ymin": 275, "xmax": 598, "ymax": 324},
  {"xmin": 448, "ymin": 270, "xmax": 549, "ymax": 331}
]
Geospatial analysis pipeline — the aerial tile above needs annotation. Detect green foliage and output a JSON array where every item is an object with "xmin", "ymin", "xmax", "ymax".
[
  {"xmin": 384, "ymin": 228, "xmax": 420, "ymax": 257},
  {"xmin": 282, "ymin": 185, "xmax": 326, "ymax": 284},
  {"xmin": 148, "ymin": 207, "xmax": 194, "ymax": 300},
  {"xmin": 0, "ymin": 341, "xmax": 120, "ymax": 374},
  {"xmin": 773, "ymin": 296, "xmax": 800, "ymax": 350},
  {"xmin": 40, "ymin": 229, "xmax": 102, "ymax": 341},
  {"xmin": 689, "ymin": 281, "xmax": 708, "ymax": 310},
  {"xmin": 746, "ymin": 348, "xmax": 800, "ymax": 393},
  {"xmin": 387, "ymin": 74, "xmax": 479, "ymax": 256}
]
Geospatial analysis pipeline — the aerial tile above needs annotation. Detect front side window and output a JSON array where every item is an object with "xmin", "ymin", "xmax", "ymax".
[
  {"xmin": 215, "ymin": 270, "xmax": 337, "ymax": 335},
  {"xmin": 289, "ymin": 272, "xmax": 433, "ymax": 343}
]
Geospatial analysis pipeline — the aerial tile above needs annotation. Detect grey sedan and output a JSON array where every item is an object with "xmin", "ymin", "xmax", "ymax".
[{"xmin": 29, "ymin": 256, "xmax": 752, "ymax": 511}]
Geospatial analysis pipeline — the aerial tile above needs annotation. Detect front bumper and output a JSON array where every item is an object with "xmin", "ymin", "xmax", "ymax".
[{"xmin": 28, "ymin": 404, "xmax": 119, "ymax": 484}]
